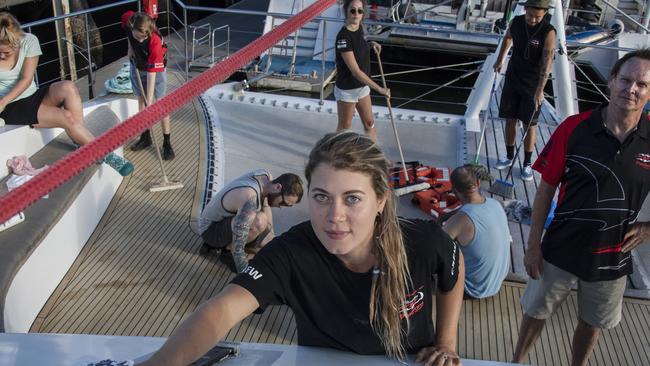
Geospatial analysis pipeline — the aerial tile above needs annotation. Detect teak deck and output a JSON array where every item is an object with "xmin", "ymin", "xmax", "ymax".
[{"xmin": 30, "ymin": 72, "xmax": 650, "ymax": 365}]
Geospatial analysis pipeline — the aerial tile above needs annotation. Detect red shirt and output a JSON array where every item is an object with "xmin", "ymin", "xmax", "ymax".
[{"xmin": 122, "ymin": 11, "xmax": 166, "ymax": 73}]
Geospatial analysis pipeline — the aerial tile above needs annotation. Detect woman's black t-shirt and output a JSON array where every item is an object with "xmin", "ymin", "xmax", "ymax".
[
  {"xmin": 231, "ymin": 219, "xmax": 460, "ymax": 355},
  {"xmin": 335, "ymin": 26, "xmax": 371, "ymax": 90}
]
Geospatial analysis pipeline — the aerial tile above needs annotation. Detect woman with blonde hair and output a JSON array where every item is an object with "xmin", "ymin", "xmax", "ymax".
[
  {"xmin": 127, "ymin": 131, "xmax": 465, "ymax": 366},
  {"xmin": 0, "ymin": 12, "xmax": 133, "ymax": 176}
]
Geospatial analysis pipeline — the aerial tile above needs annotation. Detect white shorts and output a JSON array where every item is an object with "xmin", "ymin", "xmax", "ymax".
[
  {"xmin": 334, "ymin": 85, "xmax": 370, "ymax": 103},
  {"xmin": 521, "ymin": 260, "xmax": 627, "ymax": 329}
]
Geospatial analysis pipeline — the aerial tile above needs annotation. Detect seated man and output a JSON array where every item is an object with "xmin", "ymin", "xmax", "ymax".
[
  {"xmin": 198, "ymin": 169, "xmax": 303, "ymax": 273},
  {"xmin": 442, "ymin": 165, "xmax": 511, "ymax": 299}
]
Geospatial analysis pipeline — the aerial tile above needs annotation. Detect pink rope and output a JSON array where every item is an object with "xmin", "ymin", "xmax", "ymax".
[{"xmin": 0, "ymin": 0, "xmax": 337, "ymax": 224}]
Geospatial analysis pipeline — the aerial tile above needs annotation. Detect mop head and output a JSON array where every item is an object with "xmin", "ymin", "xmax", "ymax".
[
  {"xmin": 488, "ymin": 178, "xmax": 514, "ymax": 199},
  {"xmin": 149, "ymin": 180, "xmax": 184, "ymax": 192},
  {"xmin": 465, "ymin": 163, "xmax": 493, "ymax": 182}
]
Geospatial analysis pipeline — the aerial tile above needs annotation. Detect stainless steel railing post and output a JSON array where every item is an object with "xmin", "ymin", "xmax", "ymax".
[
  {"xmin": 319, "ymin": 20, "xmax": 326, "ymax": 105},
  {"xmin": 28, "ymin": 26, "xmax": 39, "ymax": 87},
  {"xmin": 184, "ymin": 7, "xmax": 189, "ymax": 80},
  {"xmin": 84, "ymin": 13, "xmax": 95, "ymax": 99}
]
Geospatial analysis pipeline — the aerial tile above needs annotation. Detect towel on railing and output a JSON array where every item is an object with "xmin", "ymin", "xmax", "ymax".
[{"xmin": 6, "ymin": 155, "xmax": 48, "ymax": 176}]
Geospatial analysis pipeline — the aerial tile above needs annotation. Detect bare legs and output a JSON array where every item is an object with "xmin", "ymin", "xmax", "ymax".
[
  {"xmin": 571, "ymin": 319, "xmax": 601, "ymax": 366},
  {"xmin": 138, "ymin": 98, "xmax": 171, "ymax": 133},
  {"xmin": 33, "ymin": 80, "xmax": 133, "ymax": 175},
  {"xmin": 512, "ymin": 314, "xmax": 546, "ymax": 363},
  {"xmin": 336, "ymin": 95, "xmax": 376, "ymax": 140},
  {"xmin": 513, "ymin": 314, "xmax": 601, "ymax": 366},
  {"xmin": 34, "ymin": 80, "xmax": 94, "ymax": 145},
  {"xmin": 504, "ymin": 118, "xmax": 536, "ymax": 154}
]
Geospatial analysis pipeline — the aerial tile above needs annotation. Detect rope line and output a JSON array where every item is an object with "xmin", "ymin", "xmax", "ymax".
[{"xmin": 0, "ymin": 0, "xmax": 337, "ymax": 224}]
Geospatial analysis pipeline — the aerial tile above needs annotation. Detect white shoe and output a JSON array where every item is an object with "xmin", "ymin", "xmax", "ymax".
[
  {"xmin": 522, "ymin": 165, "xmax": 534, "ymax": 181},
  {"xmin": 495, "ymin": 158, "xmax": 513, "ymax": 170}
]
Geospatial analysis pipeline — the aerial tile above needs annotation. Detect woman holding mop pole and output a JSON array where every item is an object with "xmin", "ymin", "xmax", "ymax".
[
  {"xmin": 122, "ymin": 11, "xmax": 175, "ymax": 161},
  {"xmin": 334, "ymin": 0, "xmax": 389, "ymax": 141}
]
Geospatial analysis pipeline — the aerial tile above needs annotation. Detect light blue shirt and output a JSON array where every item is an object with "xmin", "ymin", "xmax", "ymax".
[
  {"xmin": 459, "ymin": 197, "xmax": 510, "ymax": 298},
  {"xmin": 0, "ymin": 33, "xmax": 42, "ymax": 101}
]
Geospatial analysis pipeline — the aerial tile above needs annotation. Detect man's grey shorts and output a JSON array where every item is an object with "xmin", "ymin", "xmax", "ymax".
[{"xmin": 521, "ymin": 260, "xmax": 626, "ymax": 329}]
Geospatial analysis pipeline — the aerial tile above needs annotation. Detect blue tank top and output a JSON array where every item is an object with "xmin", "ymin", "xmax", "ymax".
[{"xmin": 459, "ymin": 197, "xmax": 511, "ymax": 298}]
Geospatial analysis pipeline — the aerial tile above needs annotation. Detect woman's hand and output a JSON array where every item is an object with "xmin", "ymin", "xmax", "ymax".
[
  {"xmin": 369, "ymin": 41, "xmax": 381, "ymax": 55},
  {"xmin": 416, "ymin": 345, "xmax": 462, "ymax": 366},
  {"xmin": 379, "ymin": 87, "xmax": 390, "ymax": 98}
]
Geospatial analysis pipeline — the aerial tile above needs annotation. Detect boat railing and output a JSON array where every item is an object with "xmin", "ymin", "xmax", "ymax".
[
  {"xmin": 187, "ymin": 23, "xmax": 230, "ymax": 70},
  {"xmin": 145, "ymin": 1, "xmax": 646, "ymax": 110},
  {"xmin": 565, "ymin": 0, "xmax": 649, "ymax": 33},
  {"xmin": 599, "ymin": 0, "xmax": 650, "ymax": 33},
  {"xmin": 15, "ymin": 0, "xmax": 644, "ymax": 113},
  {"xmin": 189, "ymin": 23, "xmax": 211, "ymax": 64}
]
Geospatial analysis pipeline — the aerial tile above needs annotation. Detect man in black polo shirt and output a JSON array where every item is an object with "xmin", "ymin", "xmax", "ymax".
[
  {"xmin": 512, "ymin": 49, "xmax": 650, "ymax": 366},
  {"xmin": 493, "ymin": 0, "xmax": 556, "ymax": 181}
]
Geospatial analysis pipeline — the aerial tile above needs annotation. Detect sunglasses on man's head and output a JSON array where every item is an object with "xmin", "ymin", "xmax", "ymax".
[{"xmin": 349, "ymin": 7, "xmax": 364, "ymax": 15}]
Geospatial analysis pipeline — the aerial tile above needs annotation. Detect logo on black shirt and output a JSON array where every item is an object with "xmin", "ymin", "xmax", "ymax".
[
  {"xmin": 399, "ymin": 286, "xmax": 425, "ymax": 320},
  {"xmin": 243, "ymin": 266, "xmax": 263, "ymax": 280},
  {"xmin": 336, "ymin": 39, "xmax": 347, "ymax": 49},
  {"xmin": 635, "ymin": 153, "xmax": 650, "ymax": 170}
]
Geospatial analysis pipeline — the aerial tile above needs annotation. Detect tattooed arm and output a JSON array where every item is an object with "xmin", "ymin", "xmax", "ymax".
[
  {"xmin": 231, "ymin": 196, "xmax": 258, "ymax": 273},
  {"xmin": 534, "ymin": 29, "xmax": 556, "ymax": 110}
]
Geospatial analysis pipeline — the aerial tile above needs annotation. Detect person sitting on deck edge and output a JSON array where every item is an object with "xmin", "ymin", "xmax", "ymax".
[
  {"xmin": 493, "ymin": 0, "xmax": 556, "ymax": 181},
  {"xmin": 198, "ymin": 169, "xmax": 303, "ymax": 273},
  {"xmin": 513, "ymin": 48, "xmax": 650, "ymax": 366},
  {"xmin": 138, "ymin": 131, "xmax": 466, "ymax": 366},
  {"xmin": 0, "ymin": 12, "xmax": 134, "ymax": 176},
  {"xmin": 442, "ymin": 165, "xmax": 511, "ymax": 299}
]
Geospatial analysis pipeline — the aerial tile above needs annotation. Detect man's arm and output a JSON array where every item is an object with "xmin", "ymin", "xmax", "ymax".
[
  {"xmin": 0, "ymin": 56, "xmax": 38, "ymax": 113},
  {"xmin": 442, "ymin": 211, "xmax": 474, "ymax": 247},
  {"xmin": 534, "ymin": 29, "xmax": 556, "ymax": 109},
  {"xmin": 493, "ymin": 29, "xmax": 512, "ymax": 73},
  {"xmin": 416, "ymin": 252, "xmax": 465, "ymax": 365},
  {"xmin": 138, "ymin": 284, "xmax": 259, "ymax": 366},
  {"xmin": 525, "ymin": 179, "xmax": 556, "ymax": 279},
  {"xmin": 231, "ymin": 196, "xmax": 258, "ymax": 273}
]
